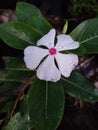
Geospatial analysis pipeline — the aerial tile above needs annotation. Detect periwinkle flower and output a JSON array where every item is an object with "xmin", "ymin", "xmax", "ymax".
[{"xmin": 24, "ymin": 29, "xmax": 79, "ymax": 82}]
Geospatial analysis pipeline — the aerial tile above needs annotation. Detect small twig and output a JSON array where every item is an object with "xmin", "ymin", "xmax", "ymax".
[
  {"xmin": 10, "ymin": 75, "xmax": 36, "ymax": 119},
  {"xmin": 76, "ymin": 56, "xmax": 94, "ymax": 70}
]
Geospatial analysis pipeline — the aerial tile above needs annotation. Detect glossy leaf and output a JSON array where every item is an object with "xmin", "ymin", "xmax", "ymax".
[
  {"xmin": 0, "ymin": 69, "xmax": 33, "ymax": 94},
  {"xmin": 3, "ymin": 57, "xmax": 28, "ymax": 70},
  {"xmin": 27, "ymin": 79, "xmax": 64, "ymax": 130},
  {"xmin": 5, "ymin": 113, "xmax": 33, "ymax": 130},
  {"xmin": 63, "ymin": 44, "xmax": 86, "ymax": 56},
  {"xmin": 0, "ymin": 69, "xmax": 33, "ymax": 82},
  {"xmin": 0, "ymin": 22, "xmax": 42, "ymax": 50},
  {"xmin": 28, "ymin": 16, "xmax": 52, "ymax": 35},
  {"xmin": 61, "ymin": 71, "xmax": 98, "ymax": 102},
  {"xmin": 16, "ymin": 2, "xmax": 41, "ymax": 23},
  {"xmin": 69, "ymin": 45, "xmax": 86, "ymax": 56},
  {"xmin": 0, "ymin": 57, "xmax": 33, "ymax": 93},
  {"xmin": 16, "ymin": 2, "xmax": 52, "ymax": 35},
  {"xmin": 70, "ymin": 18, "xmax": 98, "ymax": 54}
]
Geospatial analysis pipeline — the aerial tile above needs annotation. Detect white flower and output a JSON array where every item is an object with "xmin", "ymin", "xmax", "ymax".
[{"xmin": 24, "ymin": 29, "xmax": 79, "ymax": 82}]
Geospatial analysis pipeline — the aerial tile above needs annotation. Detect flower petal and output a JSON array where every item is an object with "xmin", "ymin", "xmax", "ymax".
[
  {"xmin": 55, "ymin": 34, "xmax": 79, "ymax": 51},
  {"xmin": 24, "ymin": 46, "xmax": 48, "ymax": 70},
  {"xmin": 37, "ymin": 29, "xmax": 56, "ymax": 48},
  {"xmin": 55, "ymin": 53, "xmax": 79, "ymax": 77},
  {"xmin": 37, "ymin": 55, "xmax": 61, "ymax": 82}
]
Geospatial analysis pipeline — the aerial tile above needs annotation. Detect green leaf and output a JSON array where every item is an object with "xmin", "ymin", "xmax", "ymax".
[
  {"xmin": 16, "ymin": 2, "xmax": 41, "ymax": 23},
  {"xmin": 0, "ymin": 99, "xmax": 14, "ymax": 117},
  {"xmin": 0, "ymin": 69, "xmax": 33, "ymax": 82},
  {"xmin": 0, "ymin": 69, "xmax": 33, "ymax": 94},
  {"xmin": 69, "ymin": 45, "xmax": 86, "ymax": 56},
  {"xmin": 0, "ymin": 22, "xmax": 42, "ymax": 50},
  {"xmin": 0, "ymin": 57, "xmax": 33, "ymax": 93},
  {"xmin": 27, "ymin": 79, "xmax": 64, "ymax": 130},
  {"xmin": 70, "ymin": 18, "xmax": 98, "ymax": 54},
  {"xmin": 3, "ymin": 57, "xmax": 27, "ymax": 70},
  {"xmin": 16, "ymin": 2, "xmax": 52, "ymax": 35},
  {"xmin": 61, "ymin": 71, "xmax": 98, "ymax": 102},
  {"xmin": 63, "ymin": 44, "xmax": 86, "ymax": 56},
  {"xmin": 28, "ymin": 16, "xmax": 52, "ymax": 35},
  {"xmin": 4, "ymin": 113, "xmax": 33, "ymax": 130}
]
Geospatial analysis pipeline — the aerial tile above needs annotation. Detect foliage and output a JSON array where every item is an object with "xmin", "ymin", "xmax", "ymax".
[
  {"xmin": 69, "ymin": 0, "xmax": 98, "ymax": 20},
  {"xmin": 0, "ymin": 2, "xmax": 98, "ymax": 130}
]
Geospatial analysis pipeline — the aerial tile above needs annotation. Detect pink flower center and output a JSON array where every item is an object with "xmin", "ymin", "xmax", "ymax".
[{"xmin": 49, "ymin": 48, "xmax": 57, "ymax": 55}]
